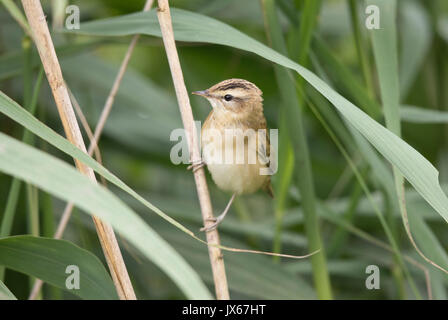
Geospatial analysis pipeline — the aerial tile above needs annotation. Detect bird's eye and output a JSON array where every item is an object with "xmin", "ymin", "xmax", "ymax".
[{"xmin": 224, "ymin": 94, "xmax": 233, "ymax": 101}]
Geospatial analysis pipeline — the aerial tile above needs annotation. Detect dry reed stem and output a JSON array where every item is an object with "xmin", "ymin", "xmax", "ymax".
[
  {"xmin": 21, "ymin": 0, "xmax": 135, "ymax": 300},
  {"xmin": 69, "ymin": 89, "xmax": 107, "ymax": 186},
  {"xmin": 156, "ymin": 0, "xmax": 230, "ymax": 300},
  {"xmin": 28, "ymin": 0, "xmax": 154, "ymax": 300}
]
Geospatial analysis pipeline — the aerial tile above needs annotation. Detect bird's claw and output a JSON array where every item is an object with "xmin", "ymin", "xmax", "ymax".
[
  {"xmin": 187, "ymin": 160, "xmax": 205, "ymax": 173},
  {"xmin": 200, "ymin": 193, "xmax": 236, "ymax": 232},
  {"xmin": 200, "ymin": 218, "xmax": 220, "ymax": 232}
]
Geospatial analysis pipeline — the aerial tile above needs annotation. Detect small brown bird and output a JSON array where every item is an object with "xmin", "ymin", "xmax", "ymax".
[{"xmin": 191, "ymin": 79, "xmax": 274, "ymax": 232}]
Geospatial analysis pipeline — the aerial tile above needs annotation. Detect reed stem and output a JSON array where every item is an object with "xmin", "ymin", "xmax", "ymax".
[
  {"xmin": 28, "ymin": 0, "xmax": 155, "ymax": 300},
  {"xmin": 348, "ymin": 0, "xmax": 375, "ymax": 99},
  {"xmin": 21, "ymin": 0, "xmax": 135, "ymax": 300},
  {"xmin": 156, "ymin": 0, "xmax": 229, "ymax": 300}
]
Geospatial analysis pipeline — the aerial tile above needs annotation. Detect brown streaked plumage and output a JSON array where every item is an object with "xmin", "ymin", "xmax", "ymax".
[{"xmin": 191, "ymin": 79, "xmax": 274, "ymax": 231}]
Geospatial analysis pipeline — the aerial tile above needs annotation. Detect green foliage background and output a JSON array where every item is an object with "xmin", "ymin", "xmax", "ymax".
[{"xmin": 1, "ymin": 0, "xmax": 448, "ymax": 299}]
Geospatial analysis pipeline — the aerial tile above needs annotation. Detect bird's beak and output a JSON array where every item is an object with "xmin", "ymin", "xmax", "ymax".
[{"xmin": 192, "ymin": 90, "xmax": 210, "ymax": 98}]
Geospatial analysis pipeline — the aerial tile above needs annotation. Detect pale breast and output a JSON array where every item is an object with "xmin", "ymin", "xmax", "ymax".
[
  {"xmin": 206, "ymin": 162, "xmax": 267, "ymax": 195},
  {"xmin": 201, "ymin": 112, "xmax": 269, "ymax": 195}
]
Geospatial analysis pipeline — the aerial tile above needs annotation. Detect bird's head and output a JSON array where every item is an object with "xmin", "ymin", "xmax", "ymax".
[{"xmin": 192, "ymin": 78, "xmax": 263, "ymax": 114}]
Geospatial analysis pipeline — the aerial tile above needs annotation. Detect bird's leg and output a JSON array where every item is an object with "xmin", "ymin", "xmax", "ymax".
[
  {"xmin": 200, "ymin": 193, "xmax": 236, "ymax": 232},
  {"xmin": 187, "ymin": 158, "xmax": 205, "ymax": 173}
]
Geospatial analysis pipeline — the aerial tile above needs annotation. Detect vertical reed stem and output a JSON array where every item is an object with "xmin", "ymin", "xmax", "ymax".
[
  {"xmin": 156, "ymin": 0, "xmax": 229, "ymax": 300},
  {"xmin": 348, "ymin": 0, "xmax": 375, "ymax": 99},
  {"xmin": 21, "ymin": 0, "xmax": 135, "ymax": 300},
  {"xmin": 28, "ymin": 0, "xmax": 154, "ymax": 299}
]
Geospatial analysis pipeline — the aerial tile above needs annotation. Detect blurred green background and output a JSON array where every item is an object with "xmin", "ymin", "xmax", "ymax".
[{"xmin": 1, "ymin": 0, "xmax": 448, "ymax": 300}]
